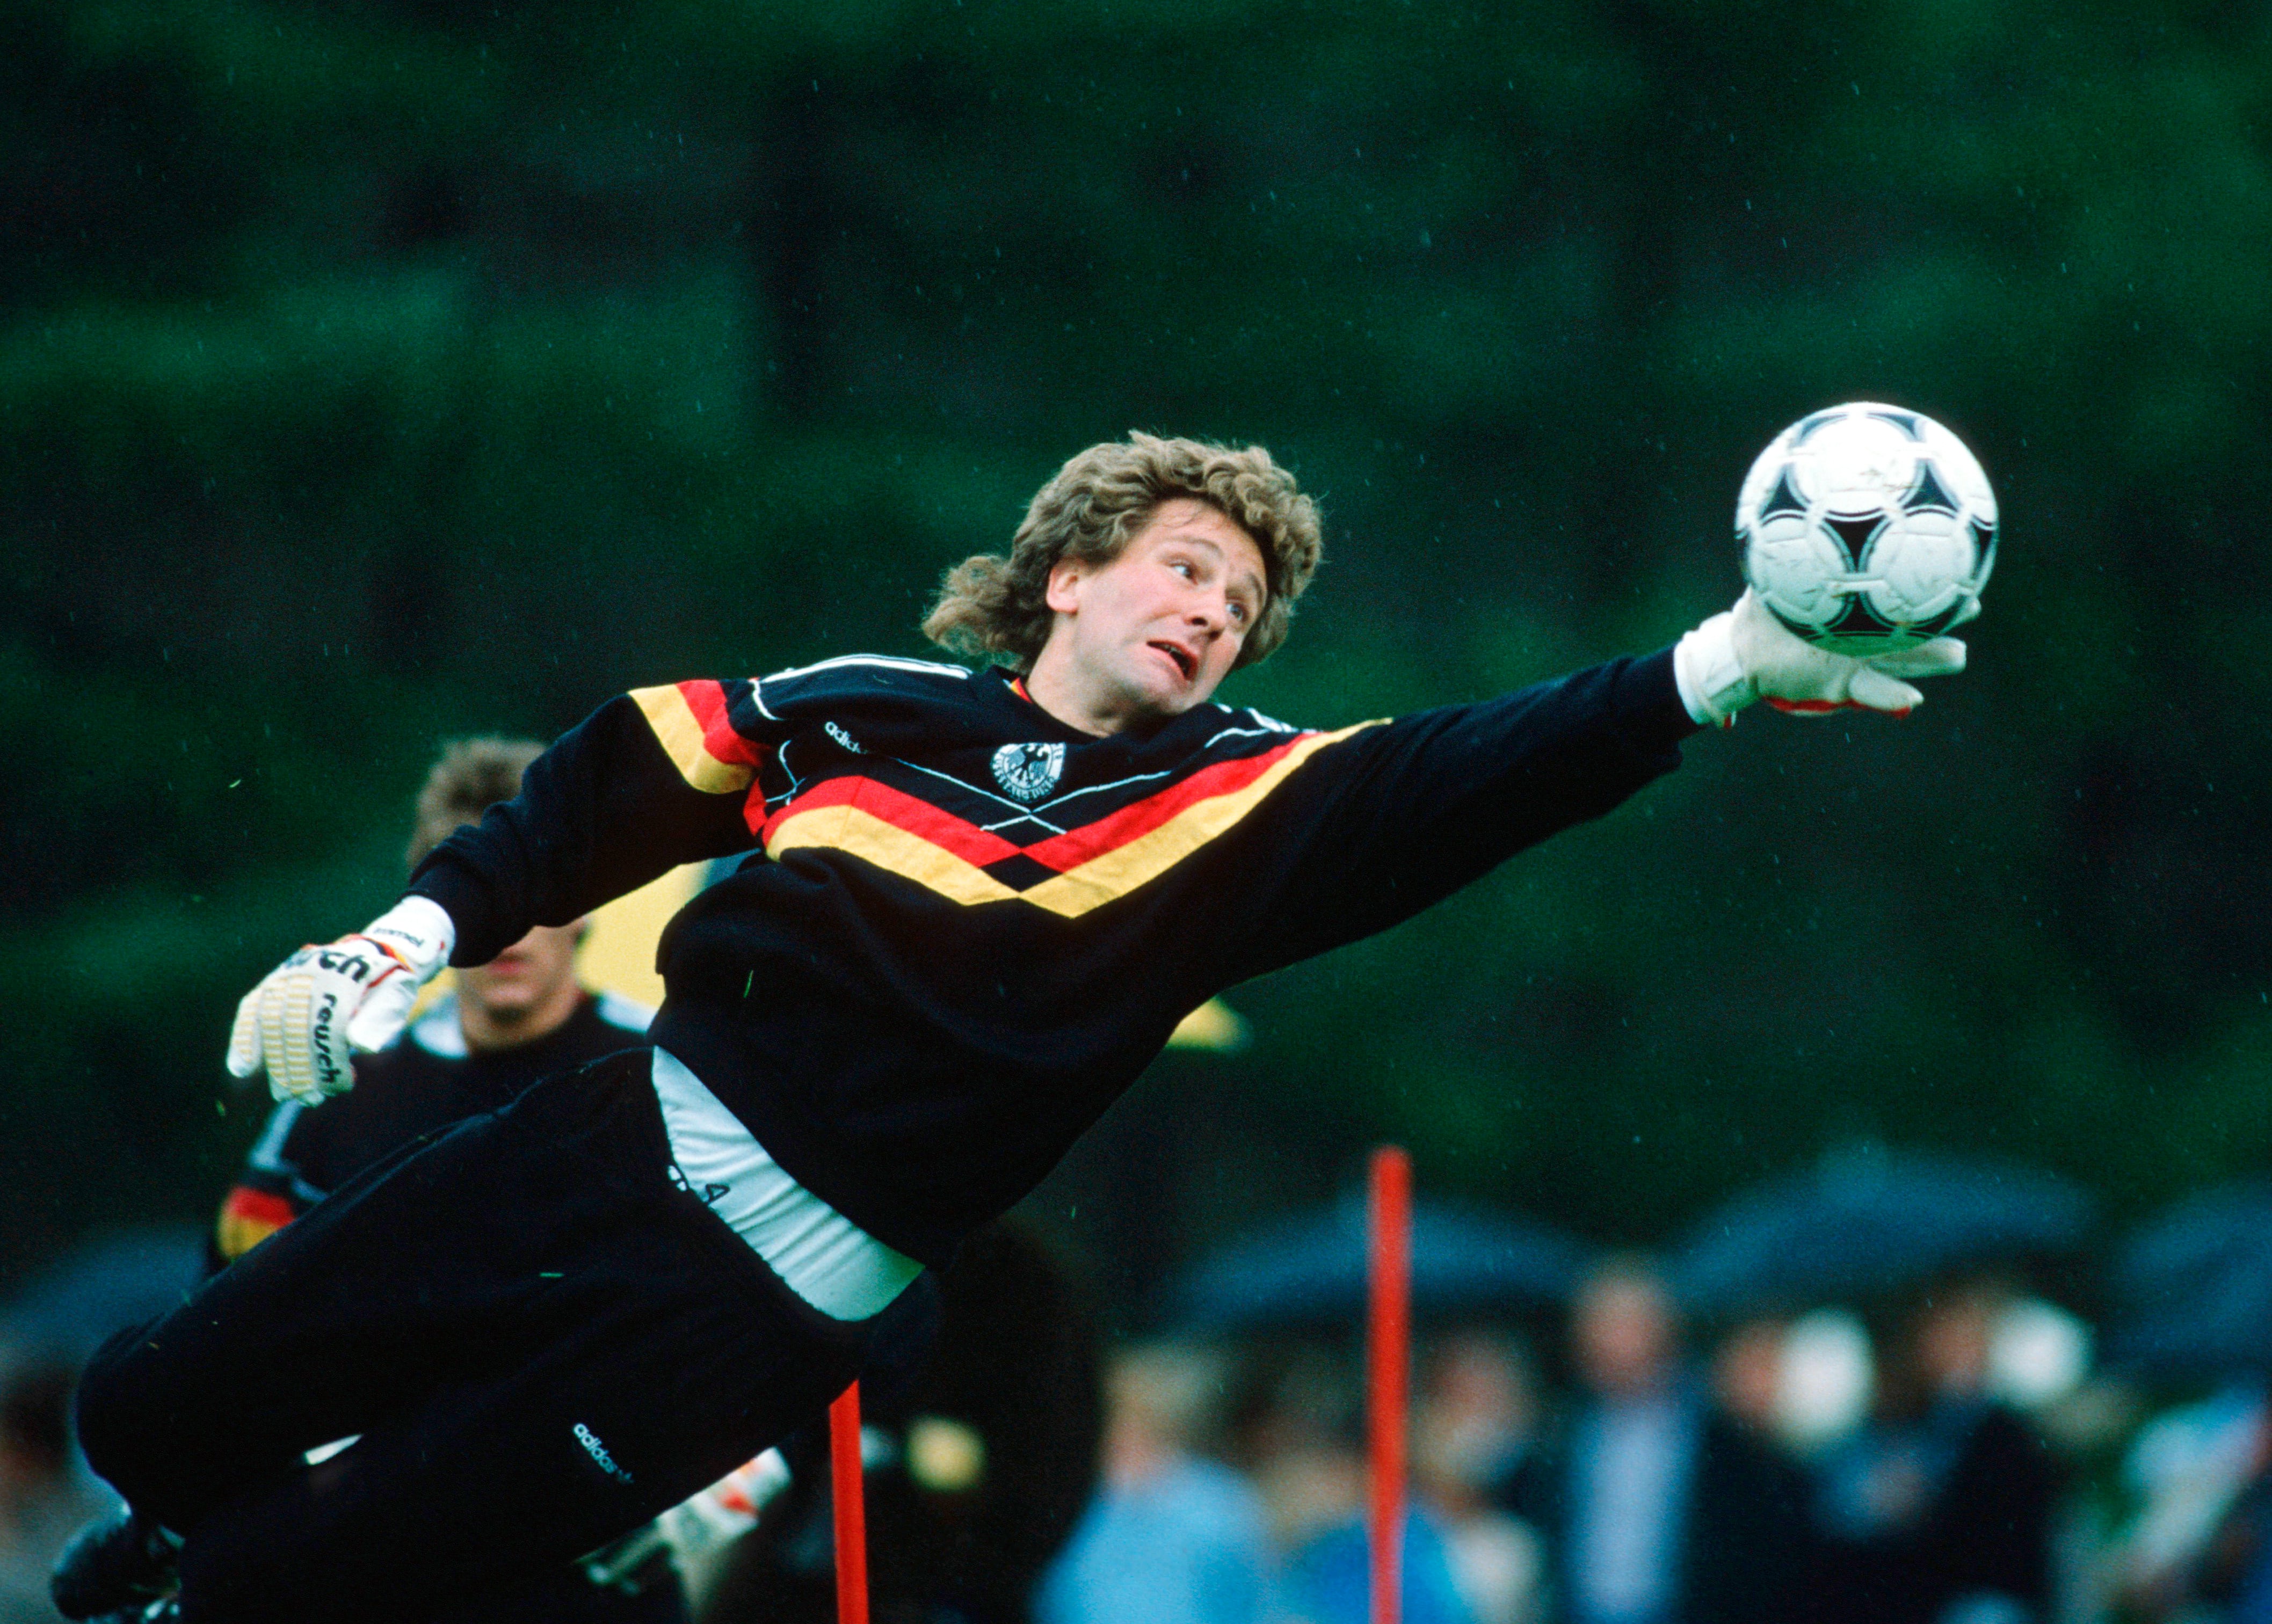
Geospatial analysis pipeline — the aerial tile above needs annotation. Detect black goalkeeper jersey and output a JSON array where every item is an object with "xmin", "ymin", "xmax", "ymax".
[{"xmin": 408, "ymin": 651, "xmax": 1697, "ymax": 1266}]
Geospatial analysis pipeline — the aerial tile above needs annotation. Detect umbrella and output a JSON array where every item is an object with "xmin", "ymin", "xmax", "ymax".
[
  {"xmin": 1166, "ymin": 1192, "xmax": 1592, "ymax": 1334},
  {"xmin": 1671, "ymin": 1144, "xmax": 2093, "ymax": 1316},
  {"xmin": 2107, "ymin": 1181, "xmax": 2272, "ymax": 1377},
  {"xmin": 1, "ymin": 1225, "xmax": 206, "ymax": 1363}
]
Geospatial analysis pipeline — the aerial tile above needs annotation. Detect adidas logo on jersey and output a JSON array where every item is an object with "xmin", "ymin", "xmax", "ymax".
[{"xmin": 574, "ymin": 1423, "xmax": 633, "ymax": 1484}]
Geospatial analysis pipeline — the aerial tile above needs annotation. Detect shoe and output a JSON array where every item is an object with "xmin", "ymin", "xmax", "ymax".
[{"xmin": 50, "ymin": 1506, "xmax": 179, "ymax": 1620}]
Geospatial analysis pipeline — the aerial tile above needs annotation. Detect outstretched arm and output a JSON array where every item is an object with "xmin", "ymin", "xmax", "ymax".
[
  {"xmin": 1234, "ymin": 595, "xmax": 1969, "ymax": 977},
  {"xmin": 407, "ymin": 682, "xmax": 773, "ymax": 966},
  {"xmin": 1236, "ymin": 650, "xmax": 1694, "ymax": 977},
  {"xmin": 227, "ymin": 679, "xmax": 776, "ymax": 1104}
]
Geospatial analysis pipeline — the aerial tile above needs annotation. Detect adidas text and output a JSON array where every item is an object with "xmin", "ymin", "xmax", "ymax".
[{"xmin": 574, "ymin": 1423, "xmax": 633, "ymax": 1484}]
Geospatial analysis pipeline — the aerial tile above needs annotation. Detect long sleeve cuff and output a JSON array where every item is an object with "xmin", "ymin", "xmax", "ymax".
[{"xmin": 1673, "ymin": 611, "xmax": 1756, "ymax": 728}]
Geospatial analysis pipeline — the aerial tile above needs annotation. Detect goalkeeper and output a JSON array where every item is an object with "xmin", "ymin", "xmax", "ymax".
[{"xmin": 58, "ymin": 433, "xmax": 1965, "ymax": 1624}]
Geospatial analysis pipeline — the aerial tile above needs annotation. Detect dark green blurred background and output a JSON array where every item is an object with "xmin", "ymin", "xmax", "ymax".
[{"xmin": 5, "ymin": 0, "xmax": 2268, "ymax": 1313}]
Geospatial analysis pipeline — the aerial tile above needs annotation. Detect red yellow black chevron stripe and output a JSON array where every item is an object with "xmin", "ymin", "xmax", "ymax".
[
  {"xmin": 762, "ymin": 723, "xmax": 1374, "ymax": 917},
  {"xmin": 216, "ymin": 1184, "xmax": 296, "ymax": 1260},
  {"xmin": 632, "ymin": 681, "xmax": 765, "ymax": 795}
]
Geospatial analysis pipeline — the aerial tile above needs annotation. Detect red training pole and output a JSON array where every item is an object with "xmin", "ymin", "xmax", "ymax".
[
  {"xmin": 829, "ymin": 1382, "xmax": 870, "ymax": 1624},
  {"xmin": 1368, "ymin": 1145, "xmax": 1412, "ymax": 1624}
]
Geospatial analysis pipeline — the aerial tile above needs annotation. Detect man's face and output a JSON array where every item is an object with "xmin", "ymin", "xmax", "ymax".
[
  {"xmin": 1041, "ymin": 499, "xmax": 1267, "ymax": 727},
  {"xmin": 1573, "ymin": 1276, "xmax": 1678, "ymax": 1400},
  {"xmin": 455, "ymin": 920, "xmax": 583, "ymax": 1041}
]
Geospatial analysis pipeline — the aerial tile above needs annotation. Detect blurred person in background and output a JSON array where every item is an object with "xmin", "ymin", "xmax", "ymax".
[
  {"xmin": 1806, "ymin": 1280, "xmax": 2058, "ymax": 1624},
  {"xmin": 0, "ymin": 1355, "xmax": 107, "ymax": 1624},
  {"xmin": 213, "ymin": 738, "xmax": 656, "ymax": 1271},
  {"xmin": 1706, "ymin": 1319, "xmax": 1791, "ymax": 1439},
  {"xmin": 2111, "ymin": 1380, "xmax": 2271, "ymax": 1620},
  {"xmin": 2175, "ymin": 1455, "xmax": 2272, "ymax": 1624},
  {"xmin": 1510, "ymin": 1258, "xmax": 1808, "ymax": 1624},
  {"xmin": 1413, "ymin": 1332, "xmax": 1548, "ymax": 1624},
  {"xmin": 1230, "ymin": 1345, "xmax": 1474, "ymax": 1624},
  {"xmin": 1035, "ymin": 1342, "xmax": 1271, "ymax": 1624}
]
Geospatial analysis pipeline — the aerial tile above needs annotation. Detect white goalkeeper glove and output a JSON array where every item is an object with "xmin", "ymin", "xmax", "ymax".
[
  {"xmin": 1674, "ymin": 589, "xmax": 1971, "ymax": 727},
  {"xmin": 226, "ymin": 897, "xmax": 455, "ymax": 1105}
]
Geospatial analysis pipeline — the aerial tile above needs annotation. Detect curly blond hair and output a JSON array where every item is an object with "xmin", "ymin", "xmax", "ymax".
[{"xmin": 923, "ymin": 433, "xmax": 1322, "ymax": 672}]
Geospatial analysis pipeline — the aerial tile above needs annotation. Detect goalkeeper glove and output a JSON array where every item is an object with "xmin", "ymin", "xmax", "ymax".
[
  {"xmin": 580, "ymin": 1451, "xmax": 793, "ymax": 1591},
  {"xmin": 226, "ymin": 897, "xmax": 455, "ymax": 1105},
  {"xmin": 1675, "ymin": 589, "xmax": 1970, "ymax": 727}
]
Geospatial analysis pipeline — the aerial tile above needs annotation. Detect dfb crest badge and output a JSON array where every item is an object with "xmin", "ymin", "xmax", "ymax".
[{"xmin": 991, "ymin": 742, "xmax": 1065, "ymax": 803}]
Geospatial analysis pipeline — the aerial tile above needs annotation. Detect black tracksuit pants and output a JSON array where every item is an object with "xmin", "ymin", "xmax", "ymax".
[{"xmin": 76, "ymin": 1049, "xmax": 877, "ymax": 1624}]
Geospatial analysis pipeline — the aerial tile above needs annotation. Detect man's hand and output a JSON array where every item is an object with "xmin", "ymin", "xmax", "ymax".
[
  {"xmin": 227, "ymin": 897, "xmax": 455, "ymax": 1105},
  {"xmin": 1675, "ymin": 589, "xmax": 1970, "ymax": 727}
]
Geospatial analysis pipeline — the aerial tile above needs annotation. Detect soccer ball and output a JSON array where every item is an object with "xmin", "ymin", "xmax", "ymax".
[{"xmin": 1737, "ymin": 403, "xmax": 1998, "ymax": 655}]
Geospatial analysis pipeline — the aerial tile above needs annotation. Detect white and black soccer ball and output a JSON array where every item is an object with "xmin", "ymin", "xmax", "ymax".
[{"xmin": 1736, "ymin": 402, "xmax": 1998, "ymax": 655}]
